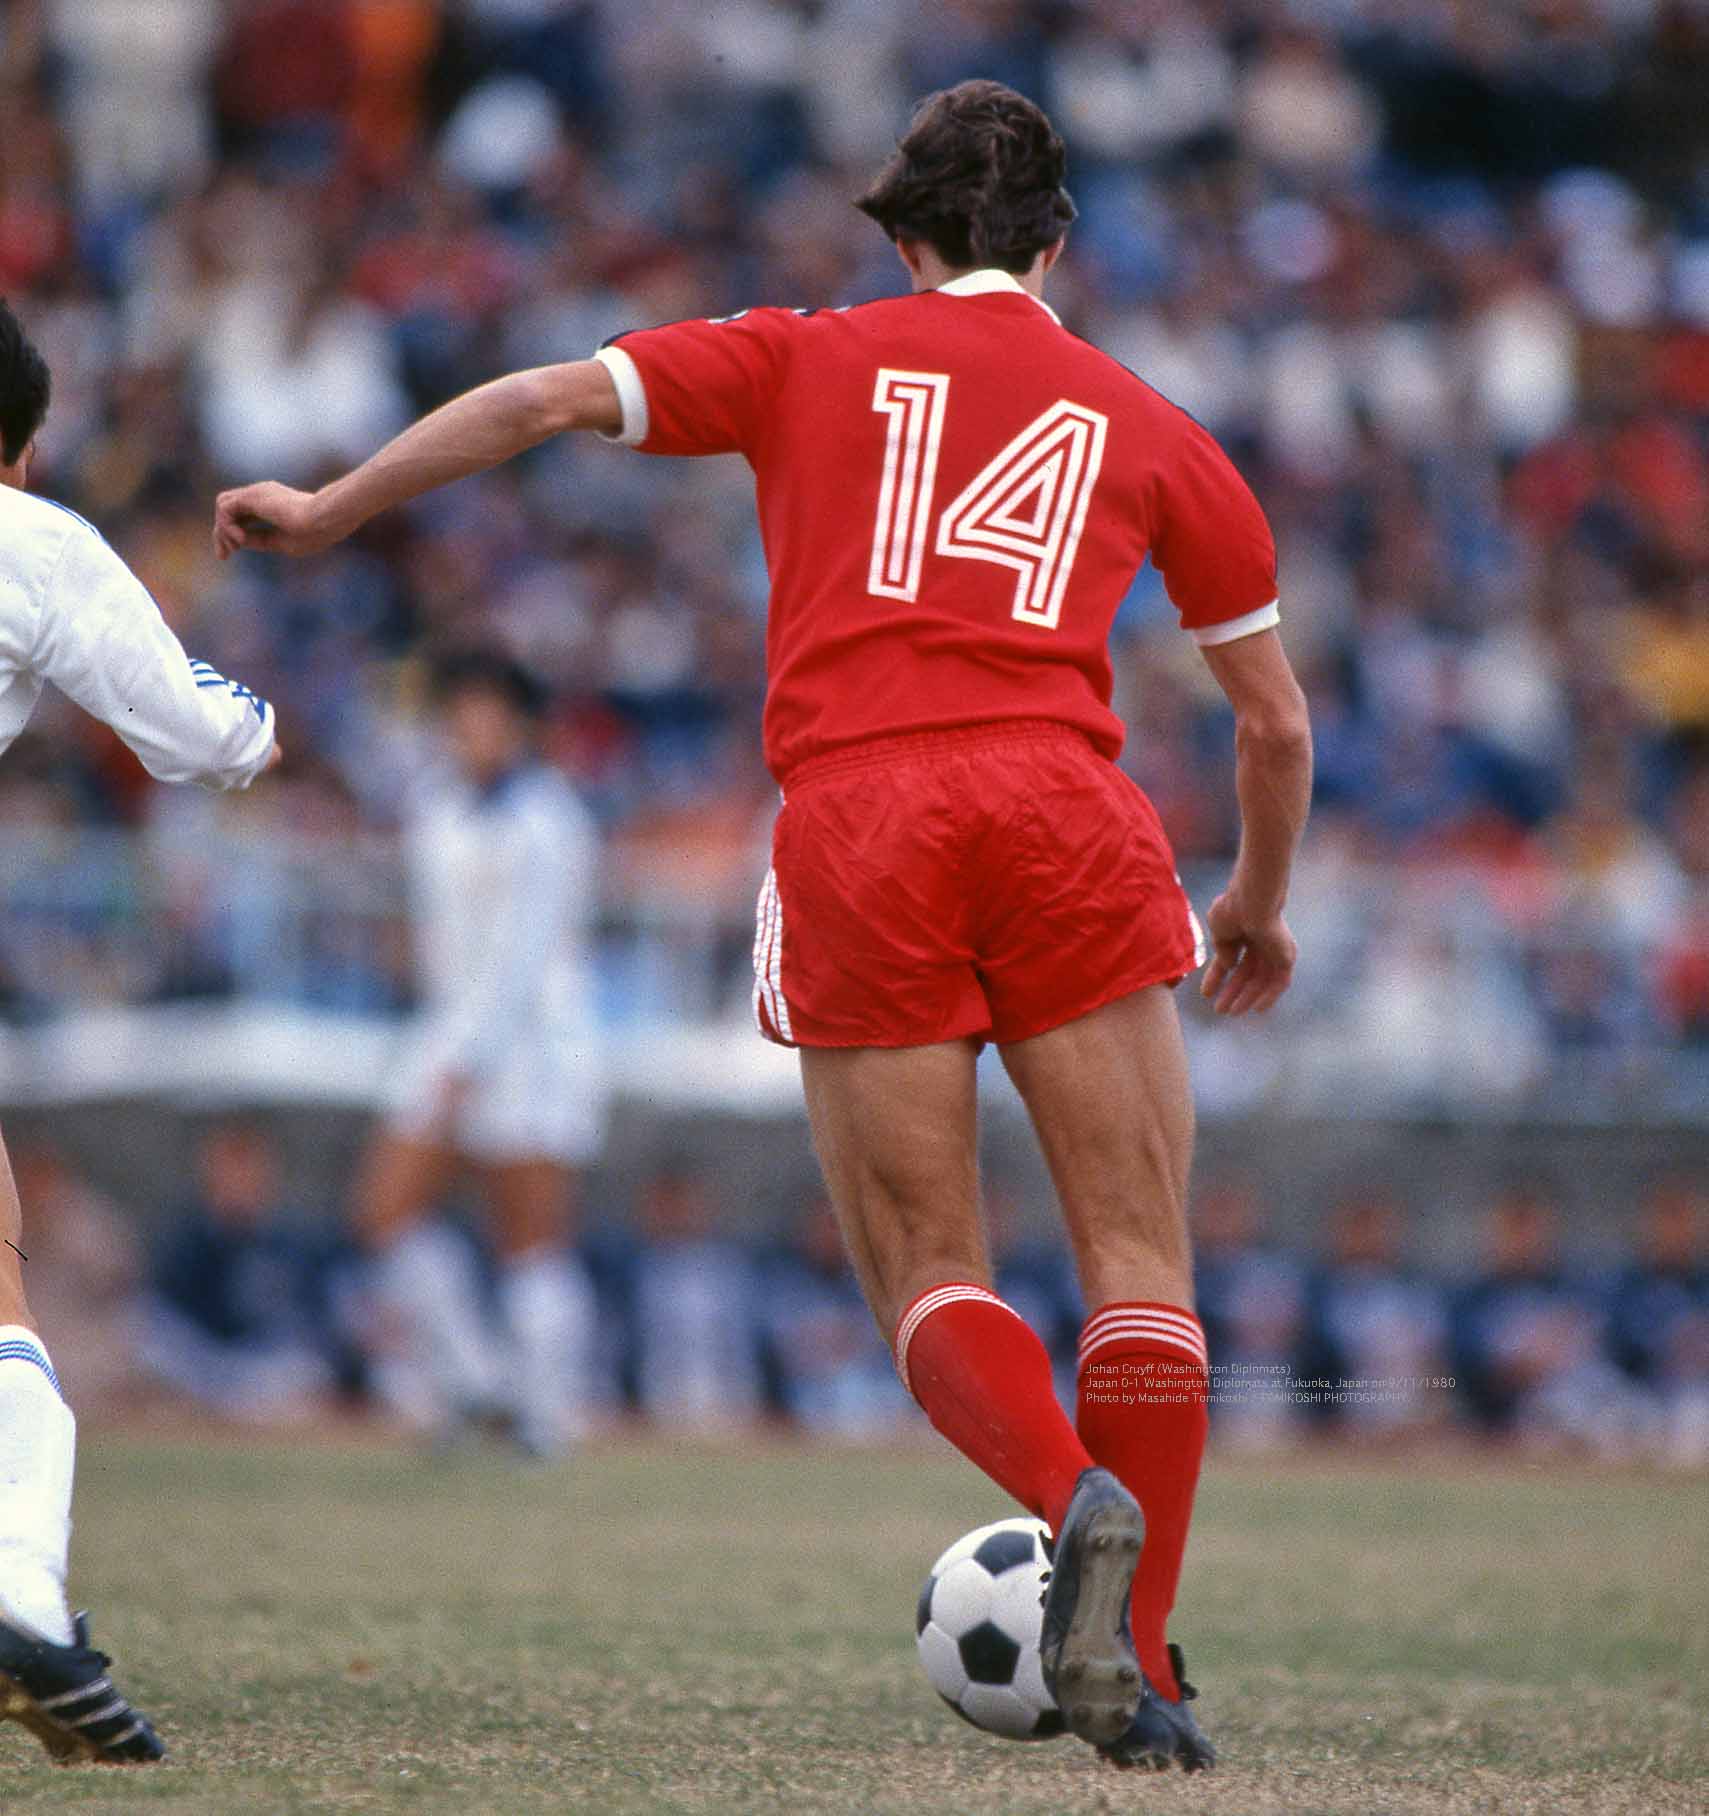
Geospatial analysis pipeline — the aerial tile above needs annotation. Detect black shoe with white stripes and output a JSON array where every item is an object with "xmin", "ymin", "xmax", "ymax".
[{"xmin": 0, "ymin": 1611, "xmax": 165, "ymax": 1763}]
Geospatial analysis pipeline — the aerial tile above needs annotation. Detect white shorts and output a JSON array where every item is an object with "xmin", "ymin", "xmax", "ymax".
[{"xmin": 381, "ymin": 1019, "xmax": 606, "ymax": 1166}]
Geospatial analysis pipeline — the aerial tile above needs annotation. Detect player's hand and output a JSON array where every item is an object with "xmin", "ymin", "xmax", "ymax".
[
  {"xmin": 262, "ymin": 740, "xmax": 285, "ymax": 772},
  {"xmin": 1200, "ymin": 890, "xmax": 1297, "ymax": 1016},
  {"xmin": 212, "ymin": 482, "xmax": 339, "ymax": 560}
]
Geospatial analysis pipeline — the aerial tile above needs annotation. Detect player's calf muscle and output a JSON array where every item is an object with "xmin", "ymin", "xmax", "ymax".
[
  {"xmin": 1064, "ymin": 1165, "xmax": 1194, "ymax": 1309},
  {"xmin": 1002, "ymin": 989, "xmax": 1195, "ymax": 1303},
  {"xmin": 1076, "ymin": 1228, "xmax": 1193, "ymax": 1313},
  {"xmin": 820, "ymin": 1177, "xmax": 988, "ymax": 1338},
  {"xmin": 0, "ymin": 1132, "xmax": 31, "ymax": 1327},
  {"xmin": 0, "ymin": 1136, "xmax": 19, "ymax": 1245}
]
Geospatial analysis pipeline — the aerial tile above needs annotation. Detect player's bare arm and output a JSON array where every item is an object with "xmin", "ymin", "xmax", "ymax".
[
  {"xmin": 1196, "ymin": 628, "xmax": 1312, "ymax": 1017},
  {"xmin": 211, "ymin": 359, "xmax": 624, "ymax": 559}
]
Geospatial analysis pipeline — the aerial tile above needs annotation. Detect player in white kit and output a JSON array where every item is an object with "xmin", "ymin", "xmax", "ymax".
[
  {"xmin": 358, "ymin": 648, "xmax": 605, "ymax": 1457},
  {"xmin": 0, "ymin": 301, "xmax": 278, "ymax": 1761}
]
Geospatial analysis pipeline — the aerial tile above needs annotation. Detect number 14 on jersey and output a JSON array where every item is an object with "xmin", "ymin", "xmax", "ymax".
[{"xmin": 867, "ymin": 369, "xmax": 1108, "ymax": 631}]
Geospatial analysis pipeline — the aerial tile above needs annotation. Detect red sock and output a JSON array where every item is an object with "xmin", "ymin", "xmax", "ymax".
[
  {"xmin": 1075, "ymin": 1302, "xmax": 1209, "ymax": 1702},
  {"xmin": 896, "ymin": 1283, "xmax": 1093, "ymax": 1535}
]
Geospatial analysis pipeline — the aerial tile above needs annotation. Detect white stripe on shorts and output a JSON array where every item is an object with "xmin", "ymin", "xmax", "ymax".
[
  {"xmin": 751, "ymin": 872, "xmax": 772, "ymax": 1035},
  {"xmin": 751, "ymin": 869, "xmax": 793, "ymax": 1043},
  {"xmin": 1178, "ymin": 875, "xmax": 1207, "ymax": 970}
]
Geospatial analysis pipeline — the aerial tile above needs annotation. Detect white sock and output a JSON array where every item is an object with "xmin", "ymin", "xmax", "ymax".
[
  {"xmin": 498, "ymin": 1253, "xmax": 596, "ymax": 1456},
  {"xmin": 373, "ymin": 1225, "xmax": 502, "ymax": 1424},
  {"xmin": 0, "ymin": 1327, "xmax": 77, "ymax": 1646}
]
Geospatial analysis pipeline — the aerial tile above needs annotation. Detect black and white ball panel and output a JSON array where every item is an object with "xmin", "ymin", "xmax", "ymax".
[
  {"xmin": 914, "ymin": 1516, "xmax": 1066, "ymax": 1743},
  {"xmin": 957, "ymin": 1619, "xmax": 1021, "ymax": 1686},
  {"xmin": 971, "ymin": 1527, "xmax": 1040, "ymax": 1577}
]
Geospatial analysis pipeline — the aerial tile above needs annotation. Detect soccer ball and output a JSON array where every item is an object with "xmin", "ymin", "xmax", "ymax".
[{"xmin": 915, "ymin": 1516, "xmax": 1066, "ymax": 1741}]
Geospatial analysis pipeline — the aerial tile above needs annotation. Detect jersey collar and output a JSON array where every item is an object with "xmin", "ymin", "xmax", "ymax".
[{"xmin": 935, "ymin": 268, "xmax": 1062, "ymax": 326}]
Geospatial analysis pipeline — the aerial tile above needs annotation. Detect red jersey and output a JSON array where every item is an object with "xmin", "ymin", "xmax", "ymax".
[{"xmin": 595, "ymin": 269, "xmax": 1278, "ymax": 784}]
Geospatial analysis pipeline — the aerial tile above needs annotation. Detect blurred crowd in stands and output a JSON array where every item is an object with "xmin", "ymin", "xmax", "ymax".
[
  {"xmin": 0, "ymin": 0, "xmax": 1707, "ymax": 1082},
  {"xmin": 14, "ymin": 1125, "xmax": 1707, "ymax": 1464}
]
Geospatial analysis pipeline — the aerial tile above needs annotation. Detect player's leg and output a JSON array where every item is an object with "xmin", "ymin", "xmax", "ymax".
[
  {"xmin": 767, "ymin": 738, "xmax": 1149, "ymax": 1744},
  {"xmin": 353, "ymin": 1125, "xmax": 449, "ymax": 1252},
  {"xmin": 0, "ymin": 1125, "xmax": 73, "ymax": 1644},
  {"xmin": 772, "ymin": 741, "xmax": 1134, "ymax": 1528},
  {"xmin": 798, "ymin": 1040, "xmax": 986, "ymax": 1329},
  {"xmin": 799, "ymin": 1038, "xmax": 1096, "ymax": 1518},
  {"xmin": 999, "ymin": 984, "xmax": 1212, "ymax": 1743},
  {"xmin": 356, "ymin": 1127, "xmax": 502, "ymax": 1428},
  {"xmin": 801, "ymin": 1037, "xmax": 1099, "ymax": 1525},
  {"xmin": 801, "ymin": 1037, "xmax": 1144, "ymax": 1744},
  {"xmin": 0, "ymin": 1126, "xmax": 163, "ymax": 1761},
  {"xmin": 999, "ymin": 985, "xmax": 1195, "ymax": 1308},
  {"xmin": 484, "ymin": 1157, "xmax": 596, "ymax": 1456},
  {"xmin": 0, "ymin": 1150, "xmax": 29, "ymax": 1333}
]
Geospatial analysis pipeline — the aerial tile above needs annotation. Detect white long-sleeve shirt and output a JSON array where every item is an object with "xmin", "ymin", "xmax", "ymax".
[
  {"xmin": 0, "ymin": 486, "xmax": 275, "ymax": 788},
  {"xmin": 405, "ymin": 761, "xmax": 600, "ymax": 1076}
]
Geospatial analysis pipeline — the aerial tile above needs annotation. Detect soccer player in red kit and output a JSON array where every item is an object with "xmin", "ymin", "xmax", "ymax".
[{"xmin": 214, "ymin": 81, "xmax": 1313, "ymax": 1770}]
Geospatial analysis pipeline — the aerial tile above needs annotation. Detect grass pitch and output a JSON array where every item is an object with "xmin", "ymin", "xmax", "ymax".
[{"xmin": 0, "ymin": 1434, "xmax": 1702, "ymax": 1815}]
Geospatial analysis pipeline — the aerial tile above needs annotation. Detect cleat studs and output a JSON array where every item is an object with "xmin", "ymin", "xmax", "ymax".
[
  {"xmin": 1060, "ymin": 1661, "xmax": 1084, "ymax": 1682},
  {"xmin": 1117, "ymin": 1664, "xmax": 1139, "ymax": 1684}
]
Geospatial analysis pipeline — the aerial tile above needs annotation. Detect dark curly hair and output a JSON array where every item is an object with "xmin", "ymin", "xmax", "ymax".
[
  {"xmin": 0, "ymin": 299, "xmax": 50, "ymax": 469},
  {"xmin": 854, "ymin": 80, "xmax": 1076, "ymax": 276}
]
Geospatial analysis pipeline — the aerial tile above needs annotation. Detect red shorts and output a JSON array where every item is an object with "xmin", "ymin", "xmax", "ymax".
[{"xmin": 752, "ymin": 721, "xmax": 1204, "ymax": 1049}]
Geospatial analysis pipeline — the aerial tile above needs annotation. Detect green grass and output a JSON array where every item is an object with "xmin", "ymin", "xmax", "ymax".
[{"xmin": 2, "ymin": 1434, "xmax": 1703, "ymax": 1814}]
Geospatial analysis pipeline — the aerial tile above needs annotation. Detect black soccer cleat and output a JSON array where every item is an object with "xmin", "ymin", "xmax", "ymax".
[
  {"xmin": 1099, "ymin": 1643, "xmax": 1217, "ymax": 1773},
  {"xmin": 1037, "ymin": 1466, "xmax": 1145, "ymax": 1748},
  {"xmin": 0, "ymin": 1611, "xmax": 165, "ymax": 1763}
]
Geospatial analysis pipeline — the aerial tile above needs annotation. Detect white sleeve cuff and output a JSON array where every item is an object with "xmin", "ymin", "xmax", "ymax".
[
  {"xmin": 592, "ymin": 345, "xmax": 649, "ymax": 447},
  {"xmin": 229, "ymin": 700, "xmax": 277, "ymax": 790},
  {"xmin": 1191, "ymin": 599, "xmax": 1280, "ymax": 646}
]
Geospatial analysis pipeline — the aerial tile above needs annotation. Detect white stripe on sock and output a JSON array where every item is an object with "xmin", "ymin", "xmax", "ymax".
[
  {"xmin": 1078, "ymin": 1325, "xmax": 1207, "ymax": 1367},
  {"xmin": 893, "ymin": 1284, "xmax": 1012, "ymax": 1398},
  {"xmin": 0, "ymin": 1327, "xmax": 60, "ymax": 1396},
  {"xmin": 1079, "ymin": 1313, "xmax": 1207, "ymax": 1353},
  {"xmin": 1080, "ymin": 1304, "xmax": 1202, "ymax": 1345},
  {"xmin": 0, "ymin": 1335, "xmax": 77, "ymax": 1646},
  {"xmin": 1080, "ymin": 1309, "xmax": 1206, "ymax": 1346},
  {"xmin": 1079, "ymin": 1308, "xmax": 1204, "ymax": 1359},
  {"xmin": 1082, "ymin": 1322, "xmax": 1213, "ymax": 1365}
]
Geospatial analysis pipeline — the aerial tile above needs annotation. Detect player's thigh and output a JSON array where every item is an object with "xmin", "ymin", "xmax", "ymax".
[
  {"xmin": 481, "ymin": 1158, "xmax": 576, "ymax": 1260},
  {"xmin": 798, "ymin": 1039, "xmax": 986, "ymax": 1338},
  {"xmin": 998, "ymin": 984, "xmax": 1195, "ymax": 1309},
  {"xmin": 354, "ymin": 1127, "xmax": 452, "ymax": 1248}
]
